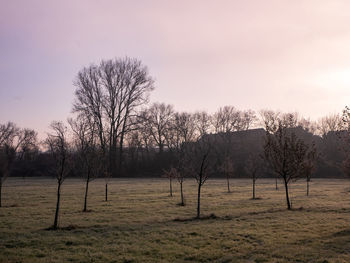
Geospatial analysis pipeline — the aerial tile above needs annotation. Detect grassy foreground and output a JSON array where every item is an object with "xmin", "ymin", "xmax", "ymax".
[{"xmin": 1, "ymin": 177, "xmax": 350, "ymax": 263}]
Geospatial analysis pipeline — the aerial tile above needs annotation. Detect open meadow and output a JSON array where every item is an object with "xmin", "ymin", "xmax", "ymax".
[{"xmin": 1, "ymin": 178, "xmax": 350, "ymax": 263}]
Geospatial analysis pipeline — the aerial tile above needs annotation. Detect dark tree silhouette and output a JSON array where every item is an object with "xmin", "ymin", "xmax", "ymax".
[
  {"xmin": 139, "ymin": 103, "xmax": 174, "ymax": 154},
  {"xmin": 73, "ymin": 57, "xmax": 154, "ymax": 187},
  {"xmin": 0, "ymin": 122, "xmax": 37, "ymax": 207},
  {"xmin": 219, "ymin": 156, "xmax": 234, "ymax": 193},
  {"xmin": 45, "ymin": 121, "xmax": 71, "ymax": 229},
  {"xmin": 184, "ymin": 137, "xmax": 215, "ymax": 218},
  {"xmin": 69, "ymin": 115, "xmax": 102, "ymax": 211},
  {"xmin": 194, "ymin": 111, "xmax": 212, "ymax": 137},
  {"xmin": 263, "ymin": 114, "xmax": 316, "ymax": 210},
  {"xmin": 245, "ymin": 154, "xmax": 263, "ymax": 199},
  {"xmin": 163, "ymin": 167, "xmax": 177, "ymax": 197},
  {"xmin": 302, "ymin": 148, "xmax": 317, "ymax": 196},
  {"xmin": 175, "ymin": 166, "xmax": 186, "ymax": 206}
]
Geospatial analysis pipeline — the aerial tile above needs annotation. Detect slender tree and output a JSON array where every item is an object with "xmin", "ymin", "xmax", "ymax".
[
  {"xmin": 69, "ymin": 115, "xmax": 102, "ymax": 211},
  {"xmin": 219, "ymin": 156, "xmax": 234, "ymax": 193},
  {"xmin": 45, "ymin": 121, "xmax": 71, "ymax": 229},
  {"xmin": 302, "ymin": 148, "xmax": 317, "ymax": 196},
  {"xmin": 245, "ymin": 154, "xmax": 263, "ymax": 199},
  {"xmin": 176, "ymin": 167, "xmax": 185, "ymax": 206},
  {"xmin": 263, "ymin": 117, "xmax": 316, "ymax": 210},
  {"xmin": 184, "ymin": 136, "xmax": 215, "ymax": 218},
  {"xmin": 163, "ymin": 167, "xmax": 177, "ymax": 197}
]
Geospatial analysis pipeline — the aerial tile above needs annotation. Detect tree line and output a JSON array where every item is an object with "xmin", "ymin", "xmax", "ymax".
[{"xmin": 1, "ymin": 56, "xmax": 350, "ymax": 228}]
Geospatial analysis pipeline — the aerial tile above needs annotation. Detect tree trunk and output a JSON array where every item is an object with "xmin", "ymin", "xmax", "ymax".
[
  {"xmin": 306, "ymin": 179, "xmax": 310, "ymax": 196},
  {"xmin": 110, "ymin": 143, "xmax": 117, "ymax": 177},
  {"xmin": 196, "ymin": 183, "xmax": 201, "ymax": 218},
  {"xmin": 275, "ymin": 178, "xmax": 278, "ymax": 190},
  {"xmin": 253, "ymin": 178, "xmax": 256, "ymax": 199},
  {"xmin": 53, "ymin": 182, "xmax": 62, "ymax": 229},
  {"xmin": 180, "ymin": 181, "xmax": 184, "ymax": 206},
  {"xmin": 105, "ymin": 183, "xmax": 108, "ymax": 202},
  {"xmin": 226, "ymin": 174, "xmax": 230, "ymax": 193},
  {"xmin": 118, "ymin": 138, "xmax": 124, "ymax": 176},
  {"xmin": 169, "ymin": 177, "xmax": 173, "ymax": 197},
  {"xmin": 83, "ymin": 179, "xmax": 89, "ymax": 212},
  {"xmin": 0, "ymin": 180, "xmax": 2, "ymax": 208},
  {"xmin": 284, "ymin": 180, "xmax": 291, "ymax": 210}
]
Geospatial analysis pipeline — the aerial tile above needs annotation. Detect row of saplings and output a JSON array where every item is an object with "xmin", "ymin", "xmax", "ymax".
[
  {"xmin": 163, "ymin": 132, "xmax": 316, "ymax": 219},
  {"xmin": 9, "ymin": 120, "xmax": 316, "ymax": 230}
]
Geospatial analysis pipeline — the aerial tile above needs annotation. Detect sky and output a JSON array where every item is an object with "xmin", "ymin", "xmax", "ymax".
[{"xmin": 1, "ymin": 0, "xmax": 350, "ymax": 138}]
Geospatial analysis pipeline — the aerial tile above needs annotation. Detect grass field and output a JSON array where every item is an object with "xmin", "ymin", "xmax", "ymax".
[{"xmin": 1, "ymin": 177, "xmax": 350, "ymax": 262}]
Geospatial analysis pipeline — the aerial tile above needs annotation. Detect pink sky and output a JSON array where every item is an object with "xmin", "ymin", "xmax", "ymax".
[{"xmin": 1, "ymin": 1, "xmax": 350, "ymax": 137}]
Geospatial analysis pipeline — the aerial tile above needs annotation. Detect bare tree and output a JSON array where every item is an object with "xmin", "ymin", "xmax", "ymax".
[
  {"xmin": 259, "ymin": 110, "xmax": 282, "ymax": 190},
  {"xmin": 194, "ymin": 111, "xmax": 212, "ymax": 137},
  {"xmin": 163, "ymin": 167, "xmax": 177, "ymax": 197},
  {"xmin": 212, "ymin": 106, "xmax": 245, "ymax": 192},
  {"xmin": 139, "ymin": 103, "xmax": 174, "ymax": 154},
  {"xmin": 263, "ymin": 117, "xmax": 316, "ymax": 210},
  {"xmin": 302, "ymin": 149, "xmax": 317, "ymax": 196},
  {"xmin": 0, "ymin": 122, "xmax": 37, "ymax": 207},
  {"xmin": 212, "ymin": 106, "xmax": 242, "ymax": 133},
  {"xmin": 73, "ymin": 57, "xmax": 155, "ymax": 196},
  {"xmin": 219, "ymin": 156, "xmax": 234, "ymax": 193},
  {"xmin": 240, "ymin": 110, "xmax": 258, "ymax": 130},
  {"xmin": 175, "ymin": 165, "xmax": 186, "ymax": 206},
  {"xmin": 259, "ymin": 110, "xmax": 280, "ymax": 131},
  {"xmin": 245, "ymin": 154, "xmax": 263, "ymax": 199},
  {"xmin": 69, "ymin": 115, "xmax": 102, "ymax": 212},
  {"xmin": 45, "ymin": 121, "xmax": 71, "ymax": 229},
  {"xmin": 168, "ymin": 112, "xmax": 196, "ymax": 151},
  {"xmin": 317, "ymin": 114, "xmax": 342, "ymax": 137},
  {"xmin": 162, "ymin": 111, "xmax": 198, "ymax": 205},
  {"xmin": 184, "ymin": 137, "xmax": 215, "ymax": 218}
]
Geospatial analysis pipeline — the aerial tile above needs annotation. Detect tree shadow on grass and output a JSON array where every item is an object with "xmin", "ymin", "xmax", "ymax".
[
  {"xmin": 172, "ymin": 208, "xmax": 290, "ymax": 222},
  {"xmin": 173, "ymin": 213, "xmax": 221, "ymax": 222},
  {"xmin": 44, "ymin": 224, "xmax": 81, "ymax": 231}
]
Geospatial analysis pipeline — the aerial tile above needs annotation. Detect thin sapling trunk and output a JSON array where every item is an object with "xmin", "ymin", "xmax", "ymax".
[
  {"xmin": 284, "ymin": 180, "xmax": 291, "ymax": 210},
  {"xmin": 53, "ymin": 181, "xmax": 62, "ymax": 229},
  {"xmin": 105, "ymin": 183, "xmax": 108, "ymax": 202},
  {"xmin": 83, "ymin": 178, "xmax": 90, "ymax": 212}
]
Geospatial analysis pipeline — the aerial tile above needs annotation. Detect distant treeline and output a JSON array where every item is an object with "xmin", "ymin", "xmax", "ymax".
[{"xmin": 9, "ymin": 127, "xmax": 346, "ymax": 179}]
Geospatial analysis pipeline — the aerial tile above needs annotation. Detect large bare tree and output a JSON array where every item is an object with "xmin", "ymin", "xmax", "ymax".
[
  {"xmin": 73, "ymin": 57, "xmax": 154, "ymax": 200},
  {"xmin": 45, "ymin": 121, "xmax": 71, "ymax": 229}
]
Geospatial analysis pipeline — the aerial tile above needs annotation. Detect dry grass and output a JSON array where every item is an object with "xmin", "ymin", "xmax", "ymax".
[{"xmin": 1, "ymin": 177, "xmax": 350, "ymax": 262}]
